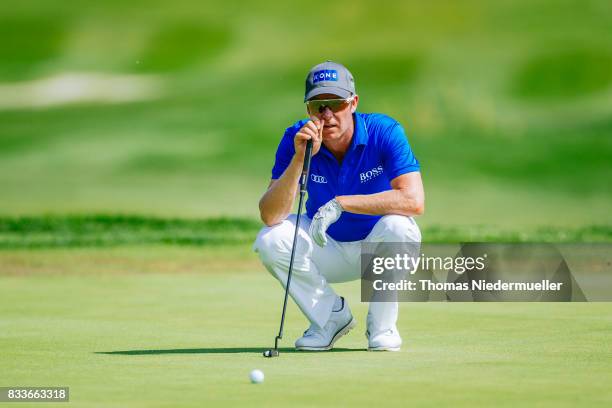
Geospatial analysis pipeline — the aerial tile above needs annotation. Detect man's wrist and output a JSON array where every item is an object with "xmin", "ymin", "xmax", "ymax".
[
  {"xmin": 333, "ymin": 196, "xmax": 345, "ymax": 211},
  {"xmin": 291, "ymin": 153, "xmax": 305, "ymax": 166}
]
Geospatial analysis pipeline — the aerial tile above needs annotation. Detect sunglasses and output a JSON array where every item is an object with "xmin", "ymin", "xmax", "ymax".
[{"xmin": 306, "ymin": 97, "xmax": 353, "ymax": 114}]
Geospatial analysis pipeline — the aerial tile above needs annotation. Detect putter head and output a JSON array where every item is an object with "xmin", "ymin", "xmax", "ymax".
[{"xmin": 263, "ymin": 349, "xmax": 279, "ymax": 358}]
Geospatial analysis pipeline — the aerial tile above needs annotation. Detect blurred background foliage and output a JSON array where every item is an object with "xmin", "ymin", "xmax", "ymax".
[{"xmin": 0, "ymin": 0, "xmax": 611, "ymax": 230}]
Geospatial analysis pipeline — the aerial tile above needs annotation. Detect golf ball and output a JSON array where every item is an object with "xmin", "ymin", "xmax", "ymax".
[{"xmin": 250, "ymin": 369, "xmax": 264, "ymax": 384}]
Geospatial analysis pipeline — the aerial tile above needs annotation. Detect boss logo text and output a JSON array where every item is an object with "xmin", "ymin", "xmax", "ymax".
[{"xmin": 360, "ymin": 165, "xmax": 384, "ymax": 183}]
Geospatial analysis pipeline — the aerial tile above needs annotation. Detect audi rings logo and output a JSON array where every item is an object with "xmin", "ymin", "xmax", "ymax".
[{"xmin": 311, "ymin": 174, "xmax": 328, "ymax": 184}]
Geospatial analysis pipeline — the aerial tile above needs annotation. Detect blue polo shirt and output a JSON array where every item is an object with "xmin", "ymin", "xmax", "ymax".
[{"xmin": 271, "ymin": 112, "xmax": 420, "ymax": 242}]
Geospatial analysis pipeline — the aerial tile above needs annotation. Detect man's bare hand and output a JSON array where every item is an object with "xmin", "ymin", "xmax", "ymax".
[{"xmin": 294, "ymin": 118, "xmax": 324, "ymax": 158}]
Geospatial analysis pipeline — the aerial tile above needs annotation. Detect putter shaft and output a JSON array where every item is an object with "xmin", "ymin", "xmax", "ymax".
[{"xmin": 271, "ymin": 139, "xmax": 313, "ymax": 354}]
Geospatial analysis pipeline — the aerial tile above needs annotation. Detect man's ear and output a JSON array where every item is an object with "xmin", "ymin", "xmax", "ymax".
[{"xmin": 351, "ymin": 95, "xmax": 359, "ymax": 112}]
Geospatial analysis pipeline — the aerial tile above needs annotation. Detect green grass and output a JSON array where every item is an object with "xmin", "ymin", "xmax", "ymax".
[
  {"xmin": 512, "ymin": 49, "xmax": 612, "ymax": 101},
  {"xmin": 1, "ymin": 2, "xmax": 611, "ymax": 406},
  {"xmin": 0, "ymin": 1, "xmax": 611, "ymax": 227},
  {"xmin": 1, "ymin": 247, "xmax": 611, "ymax": 407},
  {"xmin": 0, "ymin": 215, "xmax": 261, "ymax": 248},
  {"xmin": 133, "ymin": 23, "xmax": 231, "ymax": 73},
  {"xmin": 0, "ymin": 215, "xmax": 611, "ymax": 249}
]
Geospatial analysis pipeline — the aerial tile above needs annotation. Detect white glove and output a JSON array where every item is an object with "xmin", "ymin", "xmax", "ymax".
[{"xmin": 309, "ymin": 198, "xmax": 344, "ymax": 247}]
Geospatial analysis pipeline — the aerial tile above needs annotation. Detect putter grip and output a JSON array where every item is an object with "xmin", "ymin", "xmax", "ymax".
[
  {"xmin": 300, "ymin": 139, "xmax": 313, "ymax": 189},
  {"xmin": 303, "ymin": 139, "xmax": 313, "ymax": 173}
]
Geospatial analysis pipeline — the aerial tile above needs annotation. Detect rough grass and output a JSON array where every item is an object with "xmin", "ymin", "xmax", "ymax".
[
  {"xmin": 0, "ymin": 215, "xmax": 260, "ymax": 248},
  {"xmin": 0, "ymin": 215, "xmax": 610, "ymax": 249},
  {"xmin": 0, "ymin": 1, "xmax": 611, "ymax": 226}
]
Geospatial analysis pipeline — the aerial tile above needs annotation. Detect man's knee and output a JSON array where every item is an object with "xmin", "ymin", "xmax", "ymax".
[
  {"xmin": 253, "ymin": 217, "xmax": 313, "ymax": 266},
  {"xmin": 375, "ymin": 215, "xmax": 421, "ymax": 243},
  {"xmin": 253, "ymin": 220, "xmax": 294, "ymax": 265}
]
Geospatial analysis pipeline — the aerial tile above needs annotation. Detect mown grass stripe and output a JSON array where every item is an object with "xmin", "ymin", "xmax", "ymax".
[
  {"xmin": 0, "ymin": 215, "xmax": 610, "ymax": 249},
  {"xmin": 0, "ymin": 215, "xmax": 261, "ymax": 248}
]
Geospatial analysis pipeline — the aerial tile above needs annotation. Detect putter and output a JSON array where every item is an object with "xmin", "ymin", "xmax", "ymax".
[{"xmin": 263, "ymin": 138, "xmax": 314, "ymax": 358}]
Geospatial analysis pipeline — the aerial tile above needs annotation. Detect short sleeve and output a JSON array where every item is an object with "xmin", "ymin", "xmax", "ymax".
[
  {"xmin": 381, "ymin": 122, "xmax": 420, "ymax": 180},
  {"xmin": 271, "ymin": 124, "xmax": 299, "ymax": 179}
]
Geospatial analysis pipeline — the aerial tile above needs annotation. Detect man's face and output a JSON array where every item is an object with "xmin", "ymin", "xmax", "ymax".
[{"xmin": 307, "ymin": 93, "xmax": 359, "ymax": 141}]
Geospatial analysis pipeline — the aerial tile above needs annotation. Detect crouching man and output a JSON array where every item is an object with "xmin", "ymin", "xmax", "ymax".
[{"xmin": 254, "ymin": 61, "xmax": 424, "ymax": 351}]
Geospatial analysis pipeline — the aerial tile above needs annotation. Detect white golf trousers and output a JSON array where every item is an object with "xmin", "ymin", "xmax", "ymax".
[{"xmin": 253, "ymin": 214, "xmax": 421, "ymax": 335}]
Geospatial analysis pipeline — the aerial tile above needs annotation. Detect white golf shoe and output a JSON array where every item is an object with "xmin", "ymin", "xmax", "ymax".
[
  {"xmin": 366, "ymin": 328, "xmax": 402, "ymax": 351},
  {"xmin": 295, "ymin": 297, "xmax": 356, "ymax": 351}
]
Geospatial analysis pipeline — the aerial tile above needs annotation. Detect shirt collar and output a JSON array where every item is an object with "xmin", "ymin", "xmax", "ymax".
[
  {"xmin": 316, "ymin": 112, "xmax": 368, "ymax": 160},
  {"xmin": 352, "ymin": 112, "xmax": 368, "ymax": 146}
]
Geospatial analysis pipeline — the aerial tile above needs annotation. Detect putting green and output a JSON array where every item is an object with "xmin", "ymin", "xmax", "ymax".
[{"xmin": 1, "ymin": 247, "xmax": 610, "ymax": 407}]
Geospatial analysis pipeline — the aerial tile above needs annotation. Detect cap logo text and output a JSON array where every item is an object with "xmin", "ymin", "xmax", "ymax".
[{"xmin": 312, "ymin": 70, "xmax": 338, "ymax": 83}]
